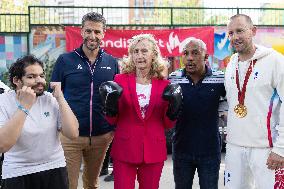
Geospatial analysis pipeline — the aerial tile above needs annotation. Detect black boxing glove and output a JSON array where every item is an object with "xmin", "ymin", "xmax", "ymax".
[
  {"xmin": 99, "ymin": 81, "xmax": 123, "ymax": 117},
  {"xmin": 162, "ymin": 83, "xmax": 183, "ymax": 121},
  {"xmin": 0, "ymin": 88, "xmax": 4, "ymax": 94}
]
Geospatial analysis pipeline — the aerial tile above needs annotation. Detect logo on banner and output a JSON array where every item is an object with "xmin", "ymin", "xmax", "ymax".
[
  {"xmin": 166, "ymin": 32, "xmax": 197, "ymax": 54},
  {"xmin": 101, "ymin": 32, "xmax": 198, "ymax": 55}
]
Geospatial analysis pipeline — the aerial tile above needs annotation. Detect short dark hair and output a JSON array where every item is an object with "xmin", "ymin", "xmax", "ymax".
[
  {"xmin": 229, "ymin": 14, "xmax": 254, "ymax": 27},
  {"xmin": 9, "ymin": 55, "xmax": 44, "ymax": 89},
  {"xmin": 81, "ymin": 12, "xmax": 106, "ymax": 31}
]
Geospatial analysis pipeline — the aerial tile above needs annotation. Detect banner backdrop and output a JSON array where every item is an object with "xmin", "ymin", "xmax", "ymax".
[{"xmin": 65, "ymin": 27, "xmax": 214, "ymax": 58}]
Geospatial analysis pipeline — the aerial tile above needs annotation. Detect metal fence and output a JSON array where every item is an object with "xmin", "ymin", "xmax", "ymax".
[
  {"xmin": 1, "ymin": 6, "xmax": 284, "ymax": 33},
  {"xmin": 0, "ymin": 14, "xmax": 29, "ymax": 33}
]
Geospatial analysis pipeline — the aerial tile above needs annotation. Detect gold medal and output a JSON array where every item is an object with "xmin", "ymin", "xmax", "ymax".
[
  {"xmin": 234, "ymin": 59, "xmax": 257, "ymax": 119},
  {"xmin": 234, "ymin": 104, "xmax": 247, "ymax": 118}
]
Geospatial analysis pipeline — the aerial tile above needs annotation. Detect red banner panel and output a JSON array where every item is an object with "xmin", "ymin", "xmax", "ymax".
[{"xmin": 66, "ymin": 27, "xmax": 214, "ymax": 58}]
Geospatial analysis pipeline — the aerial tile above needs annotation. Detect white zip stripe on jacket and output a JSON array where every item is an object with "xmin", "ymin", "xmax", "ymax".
[{"xmin": 225, "ymin": 44, "xmax": 284, "ymax": 156}]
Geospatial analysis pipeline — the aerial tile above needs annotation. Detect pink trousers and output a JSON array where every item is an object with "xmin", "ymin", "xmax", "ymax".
[{"xmin": 113, "ymin": 160, "xmax": 164, "ymax": 189}]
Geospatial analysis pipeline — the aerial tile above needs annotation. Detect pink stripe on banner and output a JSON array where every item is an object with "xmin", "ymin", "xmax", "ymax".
[
  {"xmin": 267, "ymin": 90, "xmax": 277, "ymax": 147},
  {"xmin": 275, "ymin": 168, "xmax": 284, "ymax": 189}
]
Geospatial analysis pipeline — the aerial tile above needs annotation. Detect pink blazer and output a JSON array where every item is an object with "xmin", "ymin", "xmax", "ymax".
[{"xmin": 106, "ymin": 73, "xmax": 175, "ymax": 164}]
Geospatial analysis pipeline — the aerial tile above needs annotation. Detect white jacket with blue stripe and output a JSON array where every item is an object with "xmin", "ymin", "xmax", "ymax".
[{"xmin": 225, "ymin": 45, "xmax": 284, "ymax": 156}]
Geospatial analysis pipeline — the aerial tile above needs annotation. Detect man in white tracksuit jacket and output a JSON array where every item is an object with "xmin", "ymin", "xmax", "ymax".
[{"xmin": 225, "ymin": 14, "xmax": 284, "ymax": 189}]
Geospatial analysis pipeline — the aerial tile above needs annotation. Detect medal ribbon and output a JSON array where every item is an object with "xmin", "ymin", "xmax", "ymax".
[{"xmin": 235, "ymin": 59, "xmax": 257, "ymax": 105}]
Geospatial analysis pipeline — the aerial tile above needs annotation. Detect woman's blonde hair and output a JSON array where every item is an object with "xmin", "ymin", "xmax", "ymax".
[{"xmin": 120, "ymin": 34, "xmax": 168, "ymax": 79}]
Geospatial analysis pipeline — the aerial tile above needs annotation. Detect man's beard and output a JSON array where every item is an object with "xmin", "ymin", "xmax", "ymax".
[
  {"xmin": 36, "ymin": 91, "xmax": 44, "ymax": 96},
  {"xmin": 83, "ymin": 38, "xmax": 100, "ymax": 51},
  {"xmin": 32, "ymin": 83, "xmax": 46, "ymax": 96}
]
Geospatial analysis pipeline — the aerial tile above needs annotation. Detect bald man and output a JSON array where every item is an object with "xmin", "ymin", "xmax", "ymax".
[{"xmin": 225, "ymin": 14, "xmax": 284, "ymax": 189}]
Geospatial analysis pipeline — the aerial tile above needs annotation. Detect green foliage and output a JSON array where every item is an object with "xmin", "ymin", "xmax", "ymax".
[
  {"xmin": 152, "ymin": 0, "xmax": 204, "ymax": 25},
  {"xmin": 0, "ymin": 15, "xmax": 29, "ymax": 32},
  {"xmin": 204, "ymin": 15, "xmax": 229, "ymax": 25},
  {"xmin": 44, "ymin": 59, "xmax": 56, "ymax": 86},
  {"xmin": 0, "ymin": 0, "xmax": 40, "ymax": 14},
  {"xmin": 1, "ymin": 71, "xmax": 10, "ymax": 88},
  {"xmin": 259, "ymin": 7, "xmax": 284, "ymax": 25},
  {"xmin": 0, "ymin": 0, "xmax": 40, "ymax": 32}
]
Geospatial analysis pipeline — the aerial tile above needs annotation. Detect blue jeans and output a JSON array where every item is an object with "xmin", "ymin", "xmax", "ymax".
[{"xmin": 173, "ymin": 155, "xmax": 220, "ymax": 189}]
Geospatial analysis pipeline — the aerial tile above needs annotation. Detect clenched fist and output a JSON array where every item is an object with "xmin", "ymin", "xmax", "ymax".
[
  {"xmin": 99, "ymin": 81, "xmax": 123, "ymax": 117},
  {"xmin": 162, "ymin": 83, "xmax": 183, "ymax": 121},
  {"xmin": 50, "ymin": 82, "xmax": 64, "ymax": 100},
  {"xmin": 16, "ymin": 86, "xmax": 36, "ymax": 110}
]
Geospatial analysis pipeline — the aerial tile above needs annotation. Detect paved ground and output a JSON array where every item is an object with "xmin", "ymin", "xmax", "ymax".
[{"xmin": 78, "ymin": 153, "xmax": 225, "ymax": 189}]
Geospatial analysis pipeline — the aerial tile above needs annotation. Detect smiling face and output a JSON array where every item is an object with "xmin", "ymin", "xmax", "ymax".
[
  {"xmin": 182, "ymin": 41, "xmax": 207, "ymax": 76},
  {"xmin": 227, "ymin": 16, "xmax": 256, "ymax": 55},
  {"xmin": 81, "ymin": 21, "xmax": 105, "ymax": 51},
  {"xmin": 14, "ymin": 63, "xmax": 46, "ymax": 96},
  {"xmin": 132, "ymin": 39, "xmax": 155, "ymax": 72}
]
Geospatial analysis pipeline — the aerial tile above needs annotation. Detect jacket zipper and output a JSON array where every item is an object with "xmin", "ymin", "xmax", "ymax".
[
  {"xmin": 89, "ymin": 81, "xmax": 93, "ymax": 145},
  {"xmin": 75, "ymin": 50, "xmax": 103, "ymax": 145}
]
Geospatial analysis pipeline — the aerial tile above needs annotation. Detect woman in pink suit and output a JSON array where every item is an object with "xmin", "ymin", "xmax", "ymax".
[{"xmin": 99, "ymin": 34, "xmax": 182, "ymax": 189}]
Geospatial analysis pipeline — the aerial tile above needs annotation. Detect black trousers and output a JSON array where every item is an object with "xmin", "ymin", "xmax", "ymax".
[{"xmin": 1, "ymin": 167, "xmax": 68, "ymax": 189}]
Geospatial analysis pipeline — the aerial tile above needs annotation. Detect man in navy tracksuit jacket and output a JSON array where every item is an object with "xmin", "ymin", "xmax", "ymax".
[
  {"xmin": 50, "ymin": 12, "xmax": 119, "ymax": 189},
  {"xmin": 169, "ymin": 38, "xmax": 226, "ymax": 189}
]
